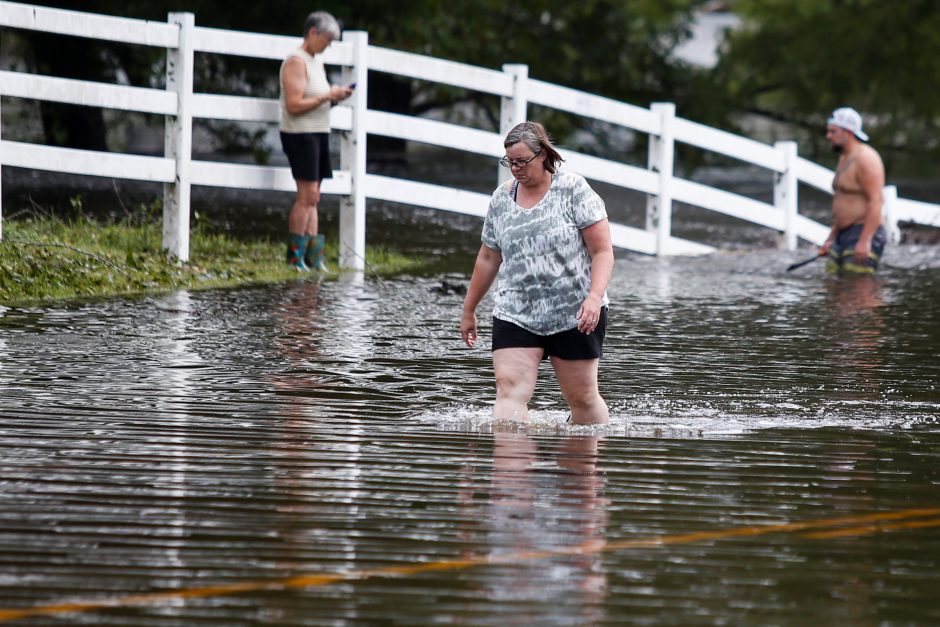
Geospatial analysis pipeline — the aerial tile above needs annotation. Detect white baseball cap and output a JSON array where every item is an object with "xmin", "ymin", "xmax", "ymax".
[{"xmin": 827, "ymin": 107, "xmax": 869, "ymax": 141}]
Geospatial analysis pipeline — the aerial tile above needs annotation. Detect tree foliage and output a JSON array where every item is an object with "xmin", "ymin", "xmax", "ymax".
[
  {"xmin": 12, "ymin": 0, "xmax": 709, "ymax": 151},
  {"xmin": 714, "ymin": 0, "xmax": 940, "ymax": 159},
  {"xmin": 13, "ymin": 0, "xmax": 940, "ymax": 167}
]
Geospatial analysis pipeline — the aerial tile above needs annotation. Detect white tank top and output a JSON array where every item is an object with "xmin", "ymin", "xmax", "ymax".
[{"xmin": 279, "ymin": 48, "xmax": 331, "ymax": 133}]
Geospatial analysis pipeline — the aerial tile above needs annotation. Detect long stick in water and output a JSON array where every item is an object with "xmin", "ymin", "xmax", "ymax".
[{"xmin": 786, "ymin": 252, "xmax": 824, "ymax": 272}]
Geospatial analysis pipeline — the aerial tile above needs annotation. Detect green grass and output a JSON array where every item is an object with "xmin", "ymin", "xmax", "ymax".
[{"xmin": 0, "ymin": 209, "xmax": 427, "ymax": 305}]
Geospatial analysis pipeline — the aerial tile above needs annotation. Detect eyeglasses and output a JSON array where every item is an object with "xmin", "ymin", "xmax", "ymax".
[{"xmin": 499, "ymin": 149, "xmax": 542, "ymax": 168}]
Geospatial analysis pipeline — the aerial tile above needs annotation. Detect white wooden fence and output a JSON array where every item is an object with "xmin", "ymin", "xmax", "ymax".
[{"xmin": 2, "ymin": 2, "xmax": 939, "ymax": 269}]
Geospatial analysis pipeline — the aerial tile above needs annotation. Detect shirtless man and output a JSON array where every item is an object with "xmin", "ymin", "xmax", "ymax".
[{"xmin": 820, "ymin": 107, "xmax": 887, "ymax": 273}]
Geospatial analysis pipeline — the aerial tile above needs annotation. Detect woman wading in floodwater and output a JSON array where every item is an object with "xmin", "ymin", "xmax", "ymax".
[{"xmin": 460, "ymin": 122, "xmax": 614, "ymax": 425}]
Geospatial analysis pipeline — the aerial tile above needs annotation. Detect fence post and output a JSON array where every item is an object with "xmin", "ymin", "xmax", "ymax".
[
  {"xmin": 163, "ymin": 12, "xmax": 195, "ymax": 262},
  {"xmin": 774, "ymin": 140, "xmax": 798, "ymax": 251},
  {"xmin": 339, "ymin": 30, "xmax": 368, "ymax": 271},
  {"xmin": 499, "ymin": 64, "xmax": 528, "ymax": 186},
  {"xmin": 645, "ymin": 102, "xmax": 675, "ymax": 256},
  {"xmin": 883, "ymin": 184, "xmax": 901, "ymax": 244}
]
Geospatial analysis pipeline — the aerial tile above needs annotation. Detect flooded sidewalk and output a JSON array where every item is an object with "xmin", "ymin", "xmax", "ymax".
[{"xmin": 1, "ymin": 251, "xmax": 939, "ymax": 624}]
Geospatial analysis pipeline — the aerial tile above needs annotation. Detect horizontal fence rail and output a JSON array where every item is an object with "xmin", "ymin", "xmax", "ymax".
[{"xmin": 2, "ymin": 1, "xmax": 939, "ymax": 265}]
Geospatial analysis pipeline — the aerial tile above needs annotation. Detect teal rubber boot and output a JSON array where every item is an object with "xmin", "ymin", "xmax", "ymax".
[
  {"xmin": 304, "ymin": 234, "xmax": 329, "ymax": 272},
  {"xmin": 287, "ymin": 234, "xmax": 311, "ymax": 271}
]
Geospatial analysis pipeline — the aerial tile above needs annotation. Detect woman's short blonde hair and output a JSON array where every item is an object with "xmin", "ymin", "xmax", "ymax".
[{"xmin": 503, "ymin": 121, "xmax": 564, "ymax": 173}]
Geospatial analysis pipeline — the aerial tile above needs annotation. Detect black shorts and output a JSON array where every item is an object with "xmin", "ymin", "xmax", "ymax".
[
  {"xmin": 491, "ymin": 308, "xmax": 607, "ymax": 360},
  {"xmin": 280, "ymin": 131, "xmax": 333, "ymax": 182}
]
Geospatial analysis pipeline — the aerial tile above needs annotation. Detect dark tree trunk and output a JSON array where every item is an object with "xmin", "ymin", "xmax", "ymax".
[
  {"xmin": 366, "ymin": 72, "xmax": 411, "ymax": 165},
  {"xmin": 38, "ymin": 102, "xmax": 109, "ymax": 151},
  {"xmin": 29, "ymin": 32, "xmax": 110, "ymax": 151}
]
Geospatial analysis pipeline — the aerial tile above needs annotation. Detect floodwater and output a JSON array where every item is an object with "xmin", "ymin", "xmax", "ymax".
[{"xmin": 1, "ymin": 243, "xmax": 940, "ymax": 625}]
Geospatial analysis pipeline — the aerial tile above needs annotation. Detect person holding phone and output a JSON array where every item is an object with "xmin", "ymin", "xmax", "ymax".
[{"xmin": 279, "ymin": 10, "xmax": 354, "ymax": 271}]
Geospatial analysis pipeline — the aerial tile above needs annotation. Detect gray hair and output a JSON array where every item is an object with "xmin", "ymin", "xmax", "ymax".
[
  {"xmin": 303, "ymin": 11, "xmax": 341, "ymax": 40},
  {"xmin": 503, "ymin": 121, "xmax": 563, "ymax": 173}
]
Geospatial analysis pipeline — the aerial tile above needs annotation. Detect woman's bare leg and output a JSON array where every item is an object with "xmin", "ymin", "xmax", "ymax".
[
  {"xmin": 552, "ymin": 357, "xmax": 608, "ymax": 425},
  {"xmin": 491, "ymin": 347, "xmax": 542, "ymax": 421}
]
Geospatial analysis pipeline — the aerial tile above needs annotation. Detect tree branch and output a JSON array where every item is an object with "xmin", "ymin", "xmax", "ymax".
[{"xmin": 2, "ymin": 239, "xmax": 133, "ymax": 278}]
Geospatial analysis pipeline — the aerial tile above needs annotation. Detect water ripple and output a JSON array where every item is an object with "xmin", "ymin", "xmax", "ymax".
[{"xmin": 1, "ymin": 249, "xmax": 939, "ymax": 624}]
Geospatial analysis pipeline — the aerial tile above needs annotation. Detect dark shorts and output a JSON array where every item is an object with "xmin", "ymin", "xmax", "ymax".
[
  {"xmin": 280, "ymin": 132, "xmax": 333, "ymax": 182},
  {"xmin": 491, "ymin": 308, "xmax": 608, "ymax": 360},
  {"xmin": 826, "ymin": 223, "xmax": 887, "ymax": 274}
]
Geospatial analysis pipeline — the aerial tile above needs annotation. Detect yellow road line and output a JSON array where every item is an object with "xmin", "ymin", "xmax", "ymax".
[
  {"xmin": 1, "ymin": 506, "xmax": 937, "ymax": 623},
  {"xmin": 803, "ymin": 516, "xmax": 940, "ymax": 540}
]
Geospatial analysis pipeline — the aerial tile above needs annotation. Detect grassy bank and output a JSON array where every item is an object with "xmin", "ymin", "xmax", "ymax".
[{"xmin": 0, "ymin": 211, "xmax": 426, "ymax": 306}]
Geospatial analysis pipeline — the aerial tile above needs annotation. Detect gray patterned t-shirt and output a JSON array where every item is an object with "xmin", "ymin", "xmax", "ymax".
[{"xmin": 481, "ymin": 169, "xmax": 609, "ymax": 335}]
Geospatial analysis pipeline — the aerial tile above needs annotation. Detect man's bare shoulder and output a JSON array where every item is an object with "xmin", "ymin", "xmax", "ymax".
[
  {"xmin": 857, "ymin": 144, "xmax": 884, "ymax": 171},
  {"xmin": 853, "ymin": 144, "xmax": 885, "ymax": 189}
]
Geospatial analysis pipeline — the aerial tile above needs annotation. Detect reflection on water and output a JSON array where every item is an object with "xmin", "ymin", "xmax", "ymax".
[
  {"xmin": 824, "ymin": 275, "xmax": 886, "ymax": 401},
  {"xmin": 0, "ymin": 247, "xmax": 939, "ymax": 624},
  {"xmin": 457, "ymin": 431, "xmax": 608, "ymax": 625}
]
